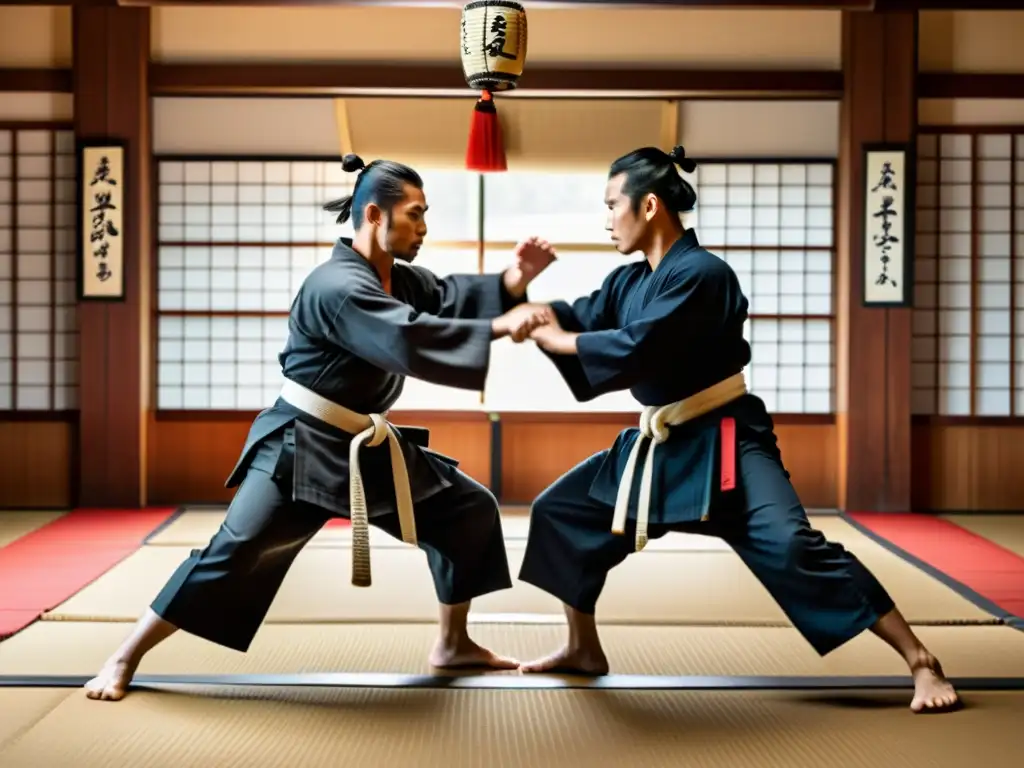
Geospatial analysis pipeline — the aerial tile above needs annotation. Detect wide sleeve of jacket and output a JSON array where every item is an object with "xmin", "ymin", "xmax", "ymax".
[
  {"xmin": 318, "ymin": 279, "xmax": 495, "ymax": 392},
  {"xmin": 562, "ymin": 265, "xmax": 715, "ymax": 401},
  {"xmin": 547, "ymin": 269, "xmax": 618, "ymax": 334},
  {"xmin": 539, "ymin": 269, "xmax": 621, "ymax": 401},
  {"xmin": 405, "ymin": 264, "xmax": 526, "ymax": 321}
]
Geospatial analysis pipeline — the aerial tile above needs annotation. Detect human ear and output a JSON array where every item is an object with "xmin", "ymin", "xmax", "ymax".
[
  {"xmin": 645, "ymin": 193, "xmax": 659, "ymax": 222},
  {"xmin": 365, "ymin": 202, "xmax": 383, "ymax": 227}
]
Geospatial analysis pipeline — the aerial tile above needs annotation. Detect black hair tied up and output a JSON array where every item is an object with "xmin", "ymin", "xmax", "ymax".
[
  {"xmin": 669, "ymin": 145, "xmax": 697, "ymax": 174},
  {"xmin": 322, "ymin": 153, "xmax": 368, "ymax": 224},
  {"xmin": 341, "ymin": 153, "xmax": 366, "ymax": 174}
]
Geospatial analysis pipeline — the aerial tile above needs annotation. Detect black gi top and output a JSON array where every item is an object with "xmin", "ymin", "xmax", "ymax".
[
  {"xmin": 542, "ymin": 229, "xmax": 775, "ymax": 524},
  {"xmin": 226, "ymin": 238, "xmax": 524, "ymax": 517}
]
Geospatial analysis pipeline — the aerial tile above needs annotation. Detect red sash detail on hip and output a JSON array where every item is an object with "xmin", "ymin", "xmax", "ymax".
[{"xmin": 720, "ymin": 416, "xmax": 736, "ymax": 492}]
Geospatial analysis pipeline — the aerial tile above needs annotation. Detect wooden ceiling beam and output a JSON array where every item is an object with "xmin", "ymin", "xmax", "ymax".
[
  {"xmin": 0, "ymin": 68, "xmax": 73, "ymax": 93},
  {"xmin": 3, "ymin": 66, "xmax": 1021, "ymax": 101},
  {"xmin": 149, "ymin": 62, "xmax": 844, "ymax": 99}
]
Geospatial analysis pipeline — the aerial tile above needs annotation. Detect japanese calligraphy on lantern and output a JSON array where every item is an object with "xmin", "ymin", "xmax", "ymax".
[
  {"xmin": 460, "ymin": 0, "xmax": 528, "ymax": 92},
  {"xmin": 79, "ymin": 142, "xmax": 125, "ymax": 300},
  {"xmin": 862, "ymin": 144, "xmax": 913, "ymax": 307}
]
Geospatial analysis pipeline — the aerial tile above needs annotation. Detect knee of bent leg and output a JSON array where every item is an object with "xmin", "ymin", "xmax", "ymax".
[
  {"xmin": 530, "ymin": 484, "xmax": 564, "ymax": 524},
  {"xmin": 775, "ymin": 523, "xmax": 834, "ymax": 573},
  {"xmin": 459, "ymin": 482, "xmax": 501, "ymax": 529},
  {"xmin": 201, "ymin": 525, "xmax": 267, "ymax": 572}
]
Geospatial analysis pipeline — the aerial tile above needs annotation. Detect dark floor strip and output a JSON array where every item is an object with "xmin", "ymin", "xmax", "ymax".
[
  {"xmin": 141, "ymin": 506, "xmax": 186, "ymax": 545},
  {"xmin": 1, "ymin": 672, "xmax": 1022, "ymax": 691}
]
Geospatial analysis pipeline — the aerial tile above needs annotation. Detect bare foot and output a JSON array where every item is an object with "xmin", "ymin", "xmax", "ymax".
[
  {"xmin": 429, "ymin": 637, "xmax": 520, "ymax": 671},
  {"xmin": 84, "ymin": 658, "xmax": 139, "ymax": 702},
  {"xmin": 910, "ymin": 654, "xmax": 961, "ymax": 714},
  {"xmin": 519, "ymin": 644, "xmax": 610, "ymax": 676}
]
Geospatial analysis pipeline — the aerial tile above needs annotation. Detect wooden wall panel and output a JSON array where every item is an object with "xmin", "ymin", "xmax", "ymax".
[
  {"xmin": 409, "ymin": 417, "xmax": 492, "ymax": 487},
  {"xmin": 0, "ymin": 419, "xmax": 73, "ymax": 509},
  {"xmin": 147, "ymin": 413, "xmax": 491, "ymax": 506},
  {"xmin": 774, "ymin": 423, "xmax": 838, "ymax": 510},
  {"xmin": 912, "ymin": 422, "xmax": 1024, "ymax": 512},
  {"xmin": 501, "ymin": 419, "xmax": 837, "ymax": 510},
  {"xmin": 146, "ymin": 414, "xmax": 836, "ymax": 510},
  {"xmin": 147, "ymin": 416, "xmax": 250, "ymax": 505},
  {"xmin": 500, "ymin": 420, "xmax": 627, "ymax": 504}
]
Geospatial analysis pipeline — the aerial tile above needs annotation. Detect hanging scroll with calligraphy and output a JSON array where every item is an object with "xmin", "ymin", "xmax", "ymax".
[
  {"xmin": 78, "ymin": 140, "xmax": 126, "ymax": 301},
  {"xmin": 862, "ymin": 142, "xmax": 914, "ymax": 307}
]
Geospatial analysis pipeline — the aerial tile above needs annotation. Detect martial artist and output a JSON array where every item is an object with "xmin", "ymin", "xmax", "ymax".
[
  {"xmin": 516, "ymin": 145, "xmax": 960, "ymax": 714},
  {"xmin": 85, "ymin": 153, "xmax": 556, "ymax": 701}
]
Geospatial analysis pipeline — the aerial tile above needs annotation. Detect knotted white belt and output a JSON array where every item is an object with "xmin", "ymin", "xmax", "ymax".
[
  {"xmin": 611, "ymin": 373, "xmax": 748, "ymax": 552},
  {"xmin": 280, "ymin": 379, "xmax": 416, "ymax": 588}
]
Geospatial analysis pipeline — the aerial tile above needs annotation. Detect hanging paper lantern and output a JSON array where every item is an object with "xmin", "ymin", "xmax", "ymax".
[{"xmin": 460, "ymin": 0, "xmax": 528, "ymax": 172}]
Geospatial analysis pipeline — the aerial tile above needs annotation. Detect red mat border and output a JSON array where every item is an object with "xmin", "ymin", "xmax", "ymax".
[
  {"xmin": 0, "ymin": 507, "xmax": 180, "ymax": 640},
  {"xmin": 845, "ymin": 511, "xmax": 1024, "ymax": 624}
]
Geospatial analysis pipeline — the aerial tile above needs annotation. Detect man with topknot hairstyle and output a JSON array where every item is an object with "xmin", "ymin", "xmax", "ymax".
[
  {"xmin": 84, "ymin": 153, "xmax": 558, "ymax": 701},
  {"xmin": 517, "ymin": 145, "xmax": 960, "ymax": 715}
]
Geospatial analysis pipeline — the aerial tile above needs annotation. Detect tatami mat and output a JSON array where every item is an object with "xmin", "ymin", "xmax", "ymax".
[
  {"xmin": 143, "ymin": 510, "xmax": 914, "ymax": 560},
  {"xmin": 0, "ymin": 512, "xmax": 65, "ymax": 548},
  {"xmin": 0, "ymin": 688, "xmax": 71, "ymax": 751},
  {"xmin": 38, "ymin": 547, "xmax": 992, "ymax": 627},
  {"xmin": 0, "ymin": 686, "xmax": 1018, "ymax": 768},
  {"xmin": 3, "ymin": 621, "xmax": 1023, "ymax": 679},
  {"xmin": 43, "ymin": 514, "xmax": 996, "ymax": 625},
  {"xmin": 147, "ymin": 509, "xmax": 734, "ymax": 551},
  {"xmin": 945, "ymin": 514, "xmax": 1024, "ymax": 560}
]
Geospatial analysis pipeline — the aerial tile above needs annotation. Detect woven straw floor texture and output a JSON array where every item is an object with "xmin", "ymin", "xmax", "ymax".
[
  {"xmin": 2, "ymin": 509, "xmax": 1021, "ymax": 767},
  {"xmin": 43, "ymin": 513, "xmax": 994, "ymax": 626},
  {"xmin": 3, "ymin": 621, "xmax": 1023, "ymax": 677},
  {"xmin": 944, "ymin": 514, "xmax": 1024, "ymax": 559},
  {"xmin": 0, "ymin": 686, "xmax": 1018, "ymax": 767}
]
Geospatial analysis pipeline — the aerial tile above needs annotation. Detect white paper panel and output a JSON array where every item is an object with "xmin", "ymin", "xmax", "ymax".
[
  {"xmin": 156, "ymin": 159, "xmax": 836, "ymax": 413},
  {"xmin": 0, "ymin": 127, "xmax": 77, "ymax": 411},
  {"xmin": 914, "ymin": 130, "xmax": 1024, "ymax": 416}
]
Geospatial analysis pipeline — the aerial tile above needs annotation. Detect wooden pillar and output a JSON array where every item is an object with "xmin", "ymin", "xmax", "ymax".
[
  {"xmin": 72, "ymin": 5, "xmax": 151, "ymax": 507},
  {"xmin": 836, "ymin": 10, "xmax": 917, "ymax": 512}
]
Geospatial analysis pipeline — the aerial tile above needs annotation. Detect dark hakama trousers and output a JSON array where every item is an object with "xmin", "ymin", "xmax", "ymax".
[
  {"xmin": 518, "ymin": 437, "xmax": 896, "ymax": 657},
  {"xmin": 150, "ymin": 433, "xmax": 512, "ymax": 653}
]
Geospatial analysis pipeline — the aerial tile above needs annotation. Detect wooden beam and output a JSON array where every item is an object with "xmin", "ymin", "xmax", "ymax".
[
  {"xmin": 0, "ymin": 69, "xmax": 73, "ymax": 93},
  {"xmin": 877, "ymin": 0, "xmax": 1024, "ymax": 9},
  {"xmin": 835, "ymin": 9, "xmax": 916, "ymax": 513},
  {"xmin": 118, "ymin": 1, "xmax": 876, "ymax": 8},
  {"xmin": 73, "ymin": 4, "xmax": 152, "ymax": 507},
  {"xmin": 107, "ymin": 0, "xmax": 1024, "ymax": 9},
  {"xmin": 6, "ymin": 0, "xmax": 1024, "ymax": 10},
  {"xmin": 918, "ymin": 73, "xmax": 1024, "ymax": 100},
  {"xmin": 149, "ymin": 63, "xmax": 843, "ymax": 99}
]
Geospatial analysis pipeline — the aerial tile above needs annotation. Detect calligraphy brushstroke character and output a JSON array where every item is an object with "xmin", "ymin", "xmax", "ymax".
[
  {"xmin": 90, "ymin": 155, "xmax": 117, "ymax": 186},
  {"xmin": 485, "ymin": 14, "xmax": 517, "ymax": 60}
]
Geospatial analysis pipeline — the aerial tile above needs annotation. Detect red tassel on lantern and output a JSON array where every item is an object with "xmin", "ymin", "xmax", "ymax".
[{"xmin": 465, "ymin": 90, "xmax": 506, "ymax": 172}]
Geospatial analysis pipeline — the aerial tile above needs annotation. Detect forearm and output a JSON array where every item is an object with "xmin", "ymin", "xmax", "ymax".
[
  {"xmin": 541, "ymin": 330, "xmax": 580, "ymax": 356},
  {"xmin": 502, "ymin": 266, "xmax": 530, "ymax": 300}
]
